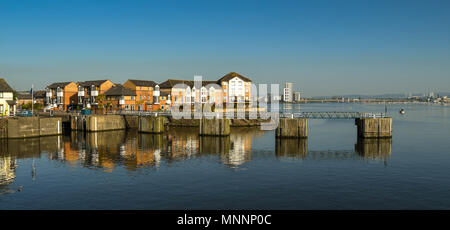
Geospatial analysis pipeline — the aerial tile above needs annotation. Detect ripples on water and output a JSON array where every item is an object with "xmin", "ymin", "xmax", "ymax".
[{"xmin": 1, "ymin": 103, "xmax": 450, "ymax": 209}]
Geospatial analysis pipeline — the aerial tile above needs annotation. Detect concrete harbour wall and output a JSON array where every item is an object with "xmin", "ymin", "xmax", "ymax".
[
  {"xmin": 3, "ymin": 117, "xmax": 62, "ymax": 139},
  {"xmin": 71, "ymin": 115, "xmax": 126, "ymax": 132}
]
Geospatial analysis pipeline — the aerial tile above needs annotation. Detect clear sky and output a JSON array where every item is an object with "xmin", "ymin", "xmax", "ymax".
[{"xmin": 1, "ymin": 0, "xmax": 449, "ymax": 96}]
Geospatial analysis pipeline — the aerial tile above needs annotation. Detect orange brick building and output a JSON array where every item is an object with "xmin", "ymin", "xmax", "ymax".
[
  {"xmin": 77, "ymin": 80, "xmax": 115, "ymax": 109},
  {"xmin": 45, "ymin": 82, "xmax": 78, "ymax": 111},
  {"xmin": 104, "ymin": 85, "xmax": 137, "ymax": 111},
  {"xmin": 123, "ymin": 79, "xmax": 157, "ymax": 111}
]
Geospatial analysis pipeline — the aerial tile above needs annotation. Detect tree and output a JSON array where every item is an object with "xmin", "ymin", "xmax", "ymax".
[{"xmin": 97, "ymin": 94, "xmax": 106, "ymax": 109}]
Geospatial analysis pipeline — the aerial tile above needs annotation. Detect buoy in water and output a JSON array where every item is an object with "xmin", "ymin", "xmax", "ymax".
[{"xmin": 399, "ymin": 109, "xmax": 406, "ymax": 115}]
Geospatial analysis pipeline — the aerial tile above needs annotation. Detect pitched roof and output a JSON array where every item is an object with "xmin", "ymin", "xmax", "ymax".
[
  {"xmin": 0, "ymin": 78, "xmax": 14, "ymax": 92},
  {"xmin": 17, "ymin": 93, "xmax": 32, "ymax": 100},
  {"xmin": 218, "ymin": 72, "xmax": 252, "ymax": 82},
  {"xmin": 79, "ymin": 80, "xmax": 110, "ymax": 87},
  {"xmin": 159, "ymin": 79, "xmax": 219, "ymax": 89},
  {"xmin": 160, "ymin": 91, "xmax": 170, "ymax": 97},
  {"xmin": 33, "ymin": 90, "xmax": 46, "ymax": 98},
  {"xmin": 127, "ymin": 79, "xmax": 157, "ymax": 87},
  {"xmin": 159, "ymin": 79, "xmax": 194, "ymax": 89},
  {"xmin": 47, "ymin": 82, "xmax": 73, "ymax": 89},
  {"xmin": 105, "ymin": 85, "xmax": 136, "ymax": 96}
]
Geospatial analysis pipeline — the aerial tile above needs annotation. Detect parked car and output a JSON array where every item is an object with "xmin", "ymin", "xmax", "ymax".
[{"xmin": 19, "ymin": 110, "xmax": 33, "ymax": 117}]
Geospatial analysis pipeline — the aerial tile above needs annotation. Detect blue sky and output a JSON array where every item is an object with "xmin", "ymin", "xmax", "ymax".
[{"xmin": 1, "ymin": 0, "xmax": 449, "ymax": 96}]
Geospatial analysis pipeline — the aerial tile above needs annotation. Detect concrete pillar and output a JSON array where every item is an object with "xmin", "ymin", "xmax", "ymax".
[
  {"xmin": 70, "ymin": 115, "xmax": 86, "ymax": 131},
  {"xmin": 355, "ymin": 117, "xmax": 392, "ymax": 138},
  {"xmin": 199, "ymin": 117, "xmax": 230, "ymax": 136},
  {"xmin": 0, "ymin": 119, "xmax": 7, "ymax": 139},
  {"xmin": 139, "ymin": 116, "xmax": 166, "ymax": 133},
  {"xmin": 275, "ymin": 118, "xmax": 308, "ymax": 138}
]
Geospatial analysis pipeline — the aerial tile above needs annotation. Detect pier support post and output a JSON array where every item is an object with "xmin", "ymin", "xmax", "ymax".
[
  {"xmin": 355, "ymin": 117, "xmax": 392, "ymax": 138},
  {"xmin": 199, "ymin": 117, "xmax": 230, "ymax": 136},
  {"xmin": 139, "ymin": 116, "xmax": 166, "ymax": 134},
  {"xmin": 275, "ymin": 118, "xmax": 308, "ymax": 138}
]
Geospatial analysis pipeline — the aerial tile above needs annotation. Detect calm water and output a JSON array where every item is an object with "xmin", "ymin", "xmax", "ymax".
[{"xmin": 1, "ymin": 103, "xmax": 450, "ymax": 210}]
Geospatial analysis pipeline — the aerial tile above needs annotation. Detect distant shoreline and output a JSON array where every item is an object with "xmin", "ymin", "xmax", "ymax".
[{"xmin": 276, "ymin": 100, "xmax": 449, "ymax": 105}]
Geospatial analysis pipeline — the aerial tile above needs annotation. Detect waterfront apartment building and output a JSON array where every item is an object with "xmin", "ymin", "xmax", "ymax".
[
  {"xmin": 0, "ymin": 78, "xmax": 16, "ymax": 116},
  {"xmin": 294, "ymin": 92, "xmax": 301, "ymax": 102},
  {"xmin": 104, "ymin": 85, "xmax": 137, "ymax": 111},
  {"xmin": 218, "ymin": 72, "xmax": 252, "ymax": 103},
  {"xmin": 123, "ymin": 79, "xmax": 157, "ymax": 111},
  {"xmin": 77, "ymin": 80, "xmax": 115, "ymax": 109},
  {"xmin": 283, "ymin": 82, "xmax": 293, "ymax": 102},
  {"xmin": 158, "ymin": 72, "xmax": 252, "ymax": 106},
  {"xmin": 16, "ymin": 93, "xmax": 32, "ymax": 108},
  {"xmin": 46, "ymin": 82, "xmax": 78, "ymax": 111},
  {"xmin": 33, "ymin": 90, "xmax": 46, "ymax": 105}
]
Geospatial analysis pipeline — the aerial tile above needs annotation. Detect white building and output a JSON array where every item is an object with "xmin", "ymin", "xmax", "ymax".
[
  {"xmin": 0, "ymin": 78, "xmax": 16, "ymax": 116},
  {"xmin": 218, "ymin": 72, "xmax": 252, "ymax": 103},
  {"xmin": 294, "ymin": 92, "xmax": 301, "ymax": 102},
  {"xmin": 283, "ymin": 82, "xmax": 293, "ymax": 102}
]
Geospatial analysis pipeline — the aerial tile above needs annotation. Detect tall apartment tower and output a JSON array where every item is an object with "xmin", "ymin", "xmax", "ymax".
[
  {"xmin": 294, "ymin": 92, "xmax": 301, "ymax": 102},
  {"xmin": 283, "ymin": 82, "xmax": 293, "ymax": 102}
]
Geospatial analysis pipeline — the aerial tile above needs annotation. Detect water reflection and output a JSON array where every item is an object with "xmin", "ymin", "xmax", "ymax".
[
  {"xmin": 168, "ymin": 127, "xmax": 260, "ymax": 167},
  {"xmin": 355, "ymin": 138, "xmax": 392, "ymax": 160},
  {"xmin": 0, "ymin": 128, "xmax": 393, "ymax": 176},
  {"xmin": 0, "ymin": 155, "xmax": 17, "ymax": 189},
  {"xmin": 276, "ymin": 138, "xmax": 308, "ymax": 158}
]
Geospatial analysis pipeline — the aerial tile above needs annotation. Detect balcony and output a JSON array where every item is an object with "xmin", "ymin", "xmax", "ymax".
[
  {"xmin": 91, "ymin": 90, "xmax": 99, "ymax": 97},
  {"xmin": 78, "ymin": 91, "xmax": 85, "ymax": 97}
]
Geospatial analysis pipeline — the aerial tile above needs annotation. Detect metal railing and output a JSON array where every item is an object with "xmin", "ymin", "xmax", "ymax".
[
  {"xmin": 280, "ymin": 112, "xmax": 387, "ymax": 119},
  {"xmin": 105, "ymin": 111, "xmax": 172, "ymax": 117},
  {"xmin": 103, "ymin": 111, "xmax": 387, "ymax": 119}
]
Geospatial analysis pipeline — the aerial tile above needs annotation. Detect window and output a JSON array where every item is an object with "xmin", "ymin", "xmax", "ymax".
[
  {"xmin": 131, "ymin": 105, "xmax": 135, "ymax": 111},
  {"xmin": 125, "ymin": 105, "xmax": 129, "ymax": 110},
  {"xmin": 131, "ymin": 96, "xmax": 135, "ymax": 100}
]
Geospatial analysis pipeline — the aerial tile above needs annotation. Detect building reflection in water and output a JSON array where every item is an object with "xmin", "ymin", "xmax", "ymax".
[
  {"xmin": 60, "ymin": 131, "xmax": 166, "ymax": 172},
  {"xmin": 0, "ymin": 154, "xmax": 17, "ymax": 191},
  {"xmin": 0, "ymin": 128, "xmax": 392, "ymax": 175},
  {"xmin": 355, "ymin": 138, "xmax": 392, "ymax": 160},
  {"xmin": 275, "ymin": 138, "xmax": 308, "ymax": 158},
  {"xmin": 168, "ymin": 127, "xmax": 261, "ymax": 167}
]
